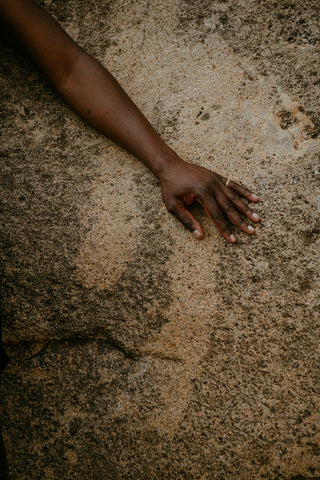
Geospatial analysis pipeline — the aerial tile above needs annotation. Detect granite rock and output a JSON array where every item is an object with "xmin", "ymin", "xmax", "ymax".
[{"xmin": 1, "ymin": 1, "xmax": 320, "ymax": 479}]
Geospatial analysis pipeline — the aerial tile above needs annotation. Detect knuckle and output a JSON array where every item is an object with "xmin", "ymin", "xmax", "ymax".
[
  {"xmin": 166, "ymin": 200, "xmax": 177, "ymax": 214},
  {"xmin": 229, "ymin": 191, "xmax": 238, "ymax": 202},
  {"xmin": 211, "ymin": 213, "xmax": 225, "ymax": 224},
  {"xmin": 239, "ymin": 220, "xmax": 250, "ymax": 230},
  {"xmin": 183, "ymin": 218, "xmax": 193, "ymax": 230},
  {"xmin": 195, "ymin": 181, "xmax": 211, "ymax": 196},
  {"xmin": 224, "ymin": 203, "xmax": 236, "ymax": 215},
  {"xmin": 208, "ymin": 181, "xmax": 219, "ymax": 194}
]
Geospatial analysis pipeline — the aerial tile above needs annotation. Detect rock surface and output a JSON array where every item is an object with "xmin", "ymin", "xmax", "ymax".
[{"xmin": 1, "ymin": 0, "xmax": 320, "ymax": 479}]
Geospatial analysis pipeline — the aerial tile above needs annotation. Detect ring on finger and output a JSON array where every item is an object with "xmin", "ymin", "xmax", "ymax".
[{"xmin": 226, "ymin": 179, "xmax": 231, "ymax": 188}]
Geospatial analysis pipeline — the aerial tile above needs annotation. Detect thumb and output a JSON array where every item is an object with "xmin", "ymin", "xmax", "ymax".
[{"xmin": 169, "ymin": 202, "xmax": 203, "ymax": 239}]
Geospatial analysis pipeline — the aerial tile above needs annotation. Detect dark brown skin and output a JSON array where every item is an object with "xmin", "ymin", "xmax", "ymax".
[{"xmin": 0, "ymin": 0, "xmax": 261, "ymax": 242}]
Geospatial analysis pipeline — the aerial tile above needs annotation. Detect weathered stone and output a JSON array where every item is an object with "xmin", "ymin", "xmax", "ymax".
[{"xmin": 1, "ymin": 1, "xmax": 319, "ymax": 479}]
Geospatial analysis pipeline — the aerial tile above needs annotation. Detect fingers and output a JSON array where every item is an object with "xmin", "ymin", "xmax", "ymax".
[
  {"xmin": 197, "ymin": 195, "xmax": 237, "ymax": 243},
  {"xmin": 223, "ymin": 187, "xmax": 261, "ymax": 223},
  {"xmin": 217, "ymin": 174, "xmax": 259, "ymax": 202},
  {"xmin": 168, "ymin": 201, "xmax": 203, "ymax": 239},
  {"xmin": 163, "ymin": 168, "xmax": 260, "ymax": 242},
  {"xmin": 214, "ymin": 190, "xmax": 257, "ymax": 235}
]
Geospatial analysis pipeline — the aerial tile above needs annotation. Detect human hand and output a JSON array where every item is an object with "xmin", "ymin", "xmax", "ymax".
[{"xmin": 159, "ymin": 157, "xmax": 260, "ymax": 243}]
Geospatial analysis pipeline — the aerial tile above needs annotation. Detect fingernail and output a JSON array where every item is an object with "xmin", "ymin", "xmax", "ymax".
[
  {"xmin": 248, "ymin": 225, "xmax": 255, "ymax": 233},
  {"xmin": 252, "ymin": 213, "xmax": 260, "ymax": 221},
  {"xmin": 193, "ymin": 229, "xmax": 202, "ymax": 239},
  {"xmin": 230, "ymin": 234, "xmax": 236, "ymax": 242},
  {"xmin": 251, "ymin": 194, "xmax": 259, "ymax": 201}
]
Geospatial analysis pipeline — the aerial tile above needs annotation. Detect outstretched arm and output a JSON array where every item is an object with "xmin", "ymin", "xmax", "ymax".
[{"xmin": 0, "ymin": 0, "xmax": 260, "ymax": 242}]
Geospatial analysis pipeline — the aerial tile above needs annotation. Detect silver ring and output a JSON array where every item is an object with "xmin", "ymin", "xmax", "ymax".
[{"xmin": 226, "ymin": 179, "xmax": 231, "ymax": 188}]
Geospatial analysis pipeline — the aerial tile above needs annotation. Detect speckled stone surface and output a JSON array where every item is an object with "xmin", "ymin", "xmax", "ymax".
[{"xmin": 1, "ymin": 1, "xmax": 320, "ymax": 479}]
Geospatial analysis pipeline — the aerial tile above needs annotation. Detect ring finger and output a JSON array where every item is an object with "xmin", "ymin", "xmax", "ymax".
[{"xmin": 217, "ymin": 174, "xmax": 259, "ymax": 202}]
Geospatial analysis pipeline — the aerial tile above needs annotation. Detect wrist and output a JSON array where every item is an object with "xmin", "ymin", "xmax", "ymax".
[{"xmin": 147, "ymin": 144, "xmax": 186, "ymax": 182}]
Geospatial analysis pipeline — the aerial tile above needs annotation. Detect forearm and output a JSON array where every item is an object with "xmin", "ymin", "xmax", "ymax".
[
  {"xmin": 1, "ymin": 0, "xmax": 261, "ymax": 242},
  {"xmin": 59, "ymin": 51, "xmax": 178, "ymax": 178},
  {"xmin": 0, "ymin": 0, "xmax": 179, "ymax": 178}
]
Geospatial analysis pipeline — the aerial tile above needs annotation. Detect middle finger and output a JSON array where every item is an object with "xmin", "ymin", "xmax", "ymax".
[{"xmin": 215, "ymin": 189, "xmax": 256, "ymax": 234}]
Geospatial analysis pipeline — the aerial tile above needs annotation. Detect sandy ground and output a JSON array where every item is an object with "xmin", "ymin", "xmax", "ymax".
[{"xmin": 1, "ymin": 1, "xmax": 320, "ymax": 479}]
